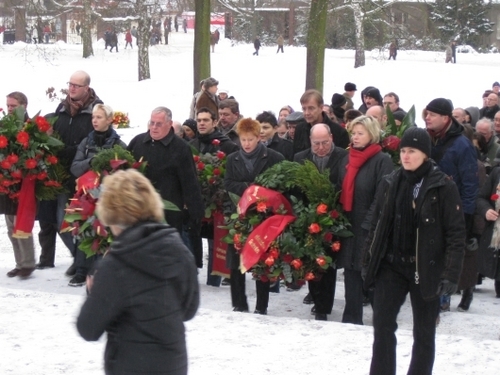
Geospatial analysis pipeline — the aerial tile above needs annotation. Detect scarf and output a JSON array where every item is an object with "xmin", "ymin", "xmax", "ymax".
[
  {"xmin": 312, "ymin": 144, "xmax": 334, "ymax": 172},
  {"xmin": 64, "ymin": 88, "xmax": 97, "ymax": 117},
  {"xmin": 340, "ymin": 143, "xmax": 382, "ymax": 212},
  {"xmin": 239, "ymin": 142, "xmax": 264, "ymax": 174},
  {"xmin": 93, "ymin": 127, "xmax": 113, "ymax": 147},
  {"xmin": 426, "ymin": 118, "xmax": 451, "ymax": 140}
]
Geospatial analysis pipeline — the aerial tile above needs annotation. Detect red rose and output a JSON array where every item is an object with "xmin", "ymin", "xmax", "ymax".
[
  {"xmin": 37, "ymin": 171, "xmax": 48, "ymax": 180},
  {"xmin": 269, "ymin": 248, "xmax": 279, "ymax": 259},
  {"xmin": 1, "ymin": 160, "xmax": 11, "ymax": 170},
  {"xmin": 213, "ymin": 168, "xmax": 221, "ymax": 176},
  {"xmin": 197, "ymin": 162, "xmax": 205, "ymax": 170},
  {"xmin": 35, "ymin": 116, "xmax": 51, "ymax": 132},
  {"xmin": 332, "ymin": 241, "xmax": 341, "ymax": 252},
  {"xmin": 193, "ymin": 155, "xmax": 200, "ymax": 162},
  {"xmin": 323, "ymin": 232, "xmax": 333, "ymax": 242},
  {"xmin": 290, "ymin": 258, "xmax": 303, "ymax": 270},
  {"xmin": 25, "ymin": 158, "xmax": 38, "ymax": 169},
  {"xmin": 304, "ymin": 272, "xmax": 315, "ymax": 281},
  {"xmin": 330, "ymin": 209, "xmax": 339, "ymax": 219},
  {"xmin": 44, "ymin": 180, "xmax": 61, "ymax": 187},
  {"xmin": 0, "ymin": 135, "xmax": 8, "ymax": 148},
  {"xmin": 216, "ymin": 151, "xmax": 226, "ymax": 160},
  {"xmin": 16, "ymin": 131, "xmax": 30, "ymax": 146},
  {"xmin": 260, "ymin": 275, "xmax": 269, "ymax": 283},
  {"xmin": 316, "ymin": 256, "xmax": 327, "ymax": 267},
  {"xmin": 256, "ymin": 202, "xmax": 267, "ymax": 213},
  {"xmin": 308, "ymin": 223, "xmax": 321, "ymax": 234},
  {"xmin": 491, "ymin": 194, "xmax": 499, "ymax": 201},
  {"xmin": 264, "ymin": 256, "xmax": 275, "ymax": 267},
  {"xmin": 208, "ymin": 177, "xmax": 216, "ymax": 184},
  {"xmin": 211, "ymin": 139, "xmax": 221, "ymax": 146},
  {"xmin": 2, "ymin": 179, "xmax": 12, "ymax": 186},
  {"xmin": 382, "ymin": 135, "xmax": 401, "ymax": 151},
  {"xmin": 316, "ymin": 203, "xmax": 328, "ymax": 215},
  {"xmin": 7, "ymin": 154, "xmax": 19, "ymax": 164},
  {"xmin": 46, "ymin": 155, "xmax": 58, "ymax": 164},
  {"xmin": 282, "ymin": 254, "xmax": 293, "ymax": 263},
  {"xmin": 11, "ymin": 170, "xmax": 22, "ymax": 179}
]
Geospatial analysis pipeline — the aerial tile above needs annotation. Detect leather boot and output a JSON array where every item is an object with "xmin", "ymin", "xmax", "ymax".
[
  {"xmin": 457, "ymin": 287, "xmax": 473, "ymax": 311},
  {"xmin": 495, "ymin": 280, "xmax": 500, "ymax": 298}
]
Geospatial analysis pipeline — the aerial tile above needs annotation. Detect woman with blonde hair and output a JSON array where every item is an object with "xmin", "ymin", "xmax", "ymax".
[
  {"xmin": 77, "ymin": 169, "xmax": 199, "ymax": 375},
  {"xmin": 338, "ymin": 115, "xmax": 393, "ymax": 325}
]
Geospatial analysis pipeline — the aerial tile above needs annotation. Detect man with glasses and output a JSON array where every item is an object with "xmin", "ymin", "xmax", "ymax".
[
  {"xmin": 294, "ymin": 124, "xmax": 347, "ymax": 320},
  {"xmin": 128, "ymin": 107, "xmax": 204, "ymax": 247},
  {"xmin": 480, "ymin": 93, "xmax": 500, "ymax": 120},
  {"xmin": 38, "ymin": 70, "xmax": 103, "ymax": 287}
]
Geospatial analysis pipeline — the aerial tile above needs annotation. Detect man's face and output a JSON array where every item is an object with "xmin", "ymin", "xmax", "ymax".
[
  {"xmin": 425, "ymin": 111, "xmax": 449, "ymax": 132},
  {"xmin": 476, "ymin": 122, "xmax": 493, "ymax": 143},
  {"xmin": 67, "ymin": 72, "xmax": 89, "ymax": 101},
  {"xmin": 366, "ymin": 106, "xmax": 385, "ymax": 125},
  {"xmin": 310, "ymin": 126, "xmax": 333, "ymax": 157},
  {"xmin": 487, "ymin": 94, "xmax": 498, "ymax": 108},
  {"xmin": 6, "ymin": 97, "xmax": 21, "ymax": 114},
  {"xmin": 218, "ymin": 92, "xmax": 228, "ymax": 101},
  {"xmin": 364, "ymin": 96, "xmax": 378, "ymax": 109},
  {"xmin": 493, "ymin": 86, "xmax": 500, "ymax": 94},
  {"xmin": 196, "ymin": 111, "xmax": 216, "ymax": 135},
  {"xmin": 452, "ymin": 109, "xmax": 466, "ymax": 124},
  {"xmin": 301, "ymin": 98, "xmax": 323, "ymax": 125},
  {"xmin": 218, "ymin": 107, "xmax": 239, "ymax": 128},
  {"xmin": 494, "ymin": 112, "xmax": 500, "ymax": 134},
  {"xmin": 148, "ymin": 111, "xmax": 172, "ymax": 140},
  {"xmin": 345, "ymin": 90, "xmax": 355, "ymax": 98},
  {"xmin": 383, "ymin": 95, "xmax": 398, "ymax": 112}
]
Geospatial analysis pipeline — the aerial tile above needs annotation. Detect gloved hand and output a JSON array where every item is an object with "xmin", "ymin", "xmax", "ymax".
[{"xmin": 436, "ymin": 279, "xmax": 458, "ymax": 296}]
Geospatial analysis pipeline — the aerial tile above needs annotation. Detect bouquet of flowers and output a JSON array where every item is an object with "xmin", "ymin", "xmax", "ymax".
[
  {"xmin": 381, "ymin": 105, "xmax": 415, "ymax": 167},
  {"xmin": 224, "ymin": 161, "xmax": 352, "ymax": 284},
  {"xmin": 0, "ymin": 107, "xmax": 66, "ymax": 237},
  {"xmin": 192, "ymin": 139, "xmax": 228, "ymax": 219},
  {"xmin": 112, "ymin": 111, "xmax": 130, "ymax": 129}
]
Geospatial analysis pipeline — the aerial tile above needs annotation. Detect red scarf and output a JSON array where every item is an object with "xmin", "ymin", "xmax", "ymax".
[{"xmin": 340, "ymin": 143, "xmax": 382, "ymax": 212}]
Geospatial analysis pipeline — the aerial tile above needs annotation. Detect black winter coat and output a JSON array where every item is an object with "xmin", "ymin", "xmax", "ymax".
[
  {"xmin": 293, "ymin": 146, "xmax": 347, "ymax": 188},
  {"xmin": 363, "ymin": 166, "xmax": 466, "ymax": 300},
  {"xmin": 128, "ymin": 129, "xmax": 204, "ymax": 233},
  {"xmin": 293, "ymin": 112, "xmax": 349, "ymax": 154},
  {"xmin": 476, "ymin": 166, "xmax": 500, "ymax": 279},
  {"xmin": 267, "ymin": 133, "xmax": 294, "ymax": 161},
  {"xmin": 337, "ymin": 151, "xmax": 393, "ymax": 271},
  {"xmin": 479, "ymin": 104, "xmax": 500, "ymax": 121},
  {"xmin": 189, "ymin": 130, "xmax": 238, "ymax": 156},
  {"xmin": 77, "ymin": 222, "xmax": 199, "ymax": 375}
]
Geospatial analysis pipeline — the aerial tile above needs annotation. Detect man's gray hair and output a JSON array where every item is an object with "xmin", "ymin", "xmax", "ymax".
[
  {"xmin": 152, "ymin": 106, "xmax": 172, "ymax": 121},
  {"xmin": 310, "ymin": 123, "xmax": 331, "ymax": 136},
  {"xmin": 477, "ymin": 117, "xmax": 494, "ymax": 132}
]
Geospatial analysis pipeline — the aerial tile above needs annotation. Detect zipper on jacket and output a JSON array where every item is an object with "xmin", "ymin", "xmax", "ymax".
[{"xmin": 414, "ymin": 228, "xmax": 420, "ymax": 284}]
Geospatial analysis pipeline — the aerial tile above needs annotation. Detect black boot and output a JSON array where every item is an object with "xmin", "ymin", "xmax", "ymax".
[
  {"xmin": 495, "ymin": 280, "xmax": 500, "ymax": 298},
  {"xmin": 457, "ymin": 287, "xmax": 473, "ymax": 311}
]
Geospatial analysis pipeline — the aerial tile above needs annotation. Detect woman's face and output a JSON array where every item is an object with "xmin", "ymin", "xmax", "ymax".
[
  {"xmin": 400, "ymin": 147, "xmax": 427, "ymax": 171},
  {"xmin": 183, "ymin": 125, "xmax": 195, "ymax": 139},
  {"xmin": 92, "ymin": 109, "xmax": 112, "ymax": 132},
  {"xmin": 239, "ymin": 132, "xmax": 260, "ymax": 153},
  {"xmin": 259, "ymin": 122, "xmax": 275, "ymax": 142},
  {"xmin": 278, "ymin": 109, "xmax": 290, "ymax": 122},
  {"xmin": 351, "ymin": 124, "xmax": 372, "ymax": 148}
]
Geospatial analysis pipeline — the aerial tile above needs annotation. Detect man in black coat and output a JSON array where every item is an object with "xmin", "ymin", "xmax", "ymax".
[
  {"xmin": 256, "ymin": 110, "xmax": 294, "ymax": 161},
  {"xmin": 480, "ymin": 93, "xmax": 500, "ymax": 120},
  {"xmin": 294, "ymin": 124, "xmax": 347, "ymax": 320},
  {"xmin": 293, "ymin": 89, "xmax": 349, "ymax": 154},
  {"xmin": 128, "ymin": 107, "xmax": 204, "ymax": 239}
]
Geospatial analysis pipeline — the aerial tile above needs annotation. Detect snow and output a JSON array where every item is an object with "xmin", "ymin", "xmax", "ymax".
[{"xmin": 1, "ymin": 31, "xmax": 500, "ymax": 375}]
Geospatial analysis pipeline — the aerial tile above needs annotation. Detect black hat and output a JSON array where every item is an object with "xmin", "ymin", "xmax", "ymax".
[
  {"xmin": 365, "ymin": 87, "xmax": 383, "ymax": 104},
  {"xmin": 344, "ymin": 82, "xmax": 357, "ymax": 91},
  {"xmin": 400, "ymin": 127, "xmax": 432, "ymax": 157},
  {"xmin": 425, "ymin": 98, "xmax": 453, "ymax": 116},
  {"xmin": 493, "ymin": 82, "xmax": 500, "ymax": 88},
  {"xmin": 285, "ymin": 111, "xmax": 304, "ymax": 123},
  {"xmin": 392, "ymin": 110, "xmax": 406, "ymax": 123},
  {"xmin": 331, "ymin": 93, "xmax": 347, "ymax": 108},
  {"xmin": 182, "ymin": 118, "xmax": 197, "ymax": 133}
]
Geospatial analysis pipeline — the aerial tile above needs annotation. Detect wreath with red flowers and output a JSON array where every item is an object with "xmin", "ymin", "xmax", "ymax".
[{"xmin": 381, "ymin": 105, "xmax": 415, "ymax": 167}]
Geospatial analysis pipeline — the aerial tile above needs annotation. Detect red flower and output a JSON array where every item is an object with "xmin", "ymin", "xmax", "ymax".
[
  {"xmin": 290, "ymin": 258, "xmax": 303, "ymax": 270},
  {"xmin": 216, "ymin": 151, "xmax": 226, "ymax": 160},
  {"xmin": 1, "ymin": 160, "xmax": 11, "ymax": 170},
  {"xmin": 35, "ymin": 116, "xmax": 51, "ymax": 132},
  {"xmin": 213, "ymin": 168, "xmax": 221, "ymax": 176},
  {"xmin": 268, "ymin": 248, "xmax": 279, "ymax": 259},
  {"xmin": 260, "ymin": 275, "xmax": 269, "ymax": 283},
  {"xmin": 25, "ymin": 158, "xmax": 38, "ymax": 169},
  {"xmin": 264, "ymin": 256, "xmax": 275, "ymax": 267},
  {"xmin": 110, "ymin": 159, "xmax": 128, "ymax": 170},
  {"xmin": 316, "ymin": 256, "xmax": 327, "ymax": 267},
  {"xmin": 16, "ymin": 131, "xmax": 30, "ymax": 146},
  {"xmin": 193, "ymin": 155, "xmax": 200, "ymax": 163},
  {"xmin": 256, "ymin": 202, "xmax": 267, "ymax": 213},
  {"xmin": 323, "ymin": 232, "xmax": 333, "ymax": 242},
  {"xmin": 331, "ymin": 241, "xmax": 341, "ymax": 252},
  {"xmin": 0, "ymin": 135, "xmax": 8, "ymax": 148},
  {"xmin": 233, "ymin": 233, "xmax": 243, "ymax": 250},
  {"xmin": 330, "ymin": 210, "xmax": 339, "ymax": 219},
  {"xmin": 197, "ymin": 162, "xmax": 205, "ymax": 170},
  {"xmin": 36, "ymin": 171, "xmax": 48, "ymax": 180},
  {"xmin": 208, "ymin": 177, "xmax": 216, "ymax": 184},
  {"xmin": 382, "ymin": 135, "xmax": 401, "ymax": 151},
  {"xmin": 46, "ymin": 155, "xmax": 58, "ymax": 165},
  {"xmin": 2, "ymin": 179, "xmax": 13, "ymax": 186},
  {"xmin": 304, "ymin": 272, "xmax": 315, "ymax": 281},
  {"xmin": 316, "ymin": 203, "xmax": 328, "ymax": 215},
  {"xmin": 44, "ymin": 180, "xmax": 61, "ymax": 187},
  {"xmin": 491, "ymin": 194, "xmax": 499, "ymax": 201},
  {"xmin": 7, "ymin": 154, "xmax": 19, "ymax": 164},
  {"xmin": 211, "ymin": 139, "xmax": 221, "ymax": 146},
  {"xmin": 308, "ymin": 223, "xmax": 321, "ymax": 234},
  {"xmin": 11, "ymin": 170, "xmax": 22, "ymax": 179},
  {"xmin": 282, "ymin": 254, "xmax": 293, "ymax": 263}
]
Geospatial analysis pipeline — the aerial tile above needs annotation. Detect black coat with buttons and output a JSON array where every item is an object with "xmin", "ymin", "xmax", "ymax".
[{"xmin": 363, "ymin": 164, "xmax": 465, "ymax": 301}]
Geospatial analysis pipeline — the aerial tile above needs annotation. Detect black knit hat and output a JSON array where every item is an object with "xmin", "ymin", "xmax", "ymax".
[
  {"xmin": 182, "ymin": 118, "xmax": 197, "ymax": 133},
  {"xmin": 331, "ymin": 93, "xmax": 347, "ymax": 108},
  {"xmin": 425, "ymin": 98, "xmax": 453, "ymax": 116},
  {"xmin": 400, "ymin": 127, "xmax": 432, "ymax": 157},
  {"xmin": 365, "ymin": 87, "xmax": 383, "ymax": 104},
  {"xmin": 344, "ymin": 82, "xmax": 357, "ymax": 91},
  {"xmin": 493, "ymin": 81, "xmax": 500, "ymax": 88}
]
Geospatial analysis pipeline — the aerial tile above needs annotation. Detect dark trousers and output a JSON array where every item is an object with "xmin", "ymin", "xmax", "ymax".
[
  {"xmin": 38, "ymin": 221, "xmax": 75, "ymax": 265},
  {"xmin": 206, "ymin": 239, "xmax": 222, "ymax": 287},
  {"xmin": 342, "ymin": 268, "xmax": 364, "ymax": 324},
  {"xmin": 230, "ymin": 268, "xmax": 248, "ymax": 310},
  {"xmin": 310, "ymin": 267, "xmax": 337, "ymax": 314},
  {"xmin": 370, "ymin": 264, "xmax": 439, "ymax": 375},
  {"xmin": 255, "ymin": 279, "xmax": 270, "ymax": 312},
  {"xmin": 276, "ymin": 45, "xmax": 284, "ymax": 53}
]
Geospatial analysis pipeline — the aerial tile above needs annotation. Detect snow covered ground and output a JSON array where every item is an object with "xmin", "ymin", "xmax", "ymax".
[{"xmin": 0, "ymin": 31, "xmax": 500, "ymax": 375}]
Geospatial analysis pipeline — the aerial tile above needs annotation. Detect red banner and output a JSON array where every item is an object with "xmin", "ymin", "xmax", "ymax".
[
  {"xmin": 13, "ymin": 177, "xmax": 37, "ymax": 238},
  {"xmin": 240, "ymin": 214, "xmax": 295, "ymax": 273},
  {"xmin": 238, "ymin": 185, "xmax": 293, "ymax": 216},
  {"xmin": 212, "ymin": 211, "xmax": 230, "ymax": 278}
]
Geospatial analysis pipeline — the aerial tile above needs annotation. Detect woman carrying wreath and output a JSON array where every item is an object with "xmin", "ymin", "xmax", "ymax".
[
  {"xmin": 77, "ymin": 169, "xmax": 199, "ymax": 375},
  {"xmin": 338, "ymin": 116, "xmax": 393, "ymax": 325},
  {"xmin": 224, "ymin": 118, "xmax": 284, "ymax": 314},
  {"xmin": 68, "ymin": 104, "xmax": 126, "ymax": 287},
  {"xmin": 363, "ymin": 128, "xmax": 465, "ymax": 375}
]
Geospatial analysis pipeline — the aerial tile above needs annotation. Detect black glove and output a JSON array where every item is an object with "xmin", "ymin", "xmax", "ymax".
[{"xmin": 436, "ymin": 279, "xmax": 458, "ymax": 296}]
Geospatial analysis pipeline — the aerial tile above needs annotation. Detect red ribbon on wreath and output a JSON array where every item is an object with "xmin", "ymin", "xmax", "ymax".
[{"xmin": 13, "ymin": 177, "xmax": 37, "ymax": 238}]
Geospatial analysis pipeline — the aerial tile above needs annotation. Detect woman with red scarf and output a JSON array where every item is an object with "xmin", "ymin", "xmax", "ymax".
[{"xmin": 338, "ymin": 116, "xmax": 393, "ymax": 325}]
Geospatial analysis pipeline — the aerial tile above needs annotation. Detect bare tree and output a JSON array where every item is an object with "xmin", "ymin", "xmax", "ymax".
[
  {"xmin": 193, "ymin": 0, "xmax": 211, "ymax": 94},
  {"xmin": 305, "ymin": 0, "xmax": 328, "ymax": 92},
  {"xmin": 82, "ymin": 0, "xmax": 93, "ymax": 57}
]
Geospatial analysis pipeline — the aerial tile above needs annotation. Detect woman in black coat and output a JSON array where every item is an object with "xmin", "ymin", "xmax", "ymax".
[
  {"xmin": 77, "ymin": 169, "xmax": 199, "ymax": 375},
  {"xmin": 224, "ymin": 118, "xmax": 284, "ymax": 314},
  {"xmin": 363, "ymin": 128, "xmax": 465, "ymax": 375},
  {"xmin": 338, "ymin": 116, "xmax": 393, "ymax": 325},
  {"xmin": 256, "ymin": 110, "xmax": 294, "ymax": 161}
]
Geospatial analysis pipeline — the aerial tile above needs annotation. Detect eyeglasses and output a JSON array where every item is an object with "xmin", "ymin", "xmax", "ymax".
[
  {"xmin": 311, "ymin": 140, "xmax": 330, "ymax": 147},
  {"xmin": 67, "ymin": 82, "xmax": 86, "ymax": 89},
  {"xmin": 148, "ymin": 121, "xmax": 165, "ymax": 128}
]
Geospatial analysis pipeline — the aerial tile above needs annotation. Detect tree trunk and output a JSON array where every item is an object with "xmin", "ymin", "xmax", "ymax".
[
  {"xmin": 14, "ymin": 7, "xmax": 26, "ymax": 43},
  {"xmin": 137, "ymin": 0, "xmax": 151, "ymax": 81},
  {"xmin": 353, "ymin": 3, "xmax": 365, "ymax": 68},
  {"xmin": 193, "ymin": 0, "xmax": 211, "ymax": 94},
  {"xmin": 82, "ymin": 0, "xmax": 93, "ymax": 58},
  {"xmin": 305, "ymin": 0, "xmax": 328, "ymax": 93}
]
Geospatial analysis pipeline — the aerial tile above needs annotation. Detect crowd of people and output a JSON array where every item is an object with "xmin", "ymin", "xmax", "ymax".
[{"xmin": 2, "ymin": 70, "xmax": 500, "ymax": 374}]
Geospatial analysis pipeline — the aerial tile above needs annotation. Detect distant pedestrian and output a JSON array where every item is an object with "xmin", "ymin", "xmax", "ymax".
[
  {"xmin": 104, "ymin": 29, "xmax": 111, "ymax": 50},
  {"xmin": 131, "ymin": 25, "xmax": 138, "ymax": 46},
  {"xmin": 183, "ymin": 19, "xmax": 187, "ymax": 33},
  {"xmin": 109, "ymin": 30, "xmax": 118, "ymax": 52},
  {"xmin": 125, "ymin": 30, "xmax": 132, "ymax": 49},
  {"xmin": 253, "ymin": 37, "xmax": 261, "ymax": 56},
  {"xmin": 389, "ymin": 40, "xmax": 397, "ymax": 60},
  {"xmin": 276, "ymin": 35, "xmax": 284, "ymax": 53},
  {"xmin": 75, "ymin": 22, "xmax": 81, "ymax": 35},
  {"xmin": 175, "ymin": 15, "xmax": 179, "ymax": 32}
]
